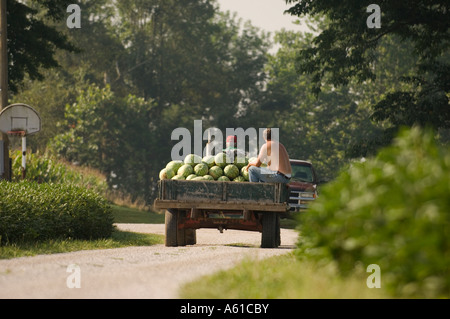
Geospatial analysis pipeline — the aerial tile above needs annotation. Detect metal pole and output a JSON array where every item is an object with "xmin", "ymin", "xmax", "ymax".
[
  {"xmin": 22, "ymin": 135, "xmax": 26, "ymax": 179},
  {"xmin": 0, "ymin": 0, "xmax": 10, "ymax": 181}
]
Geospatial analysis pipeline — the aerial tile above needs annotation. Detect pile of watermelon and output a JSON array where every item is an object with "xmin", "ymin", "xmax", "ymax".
[{"xmin": 159, "ymin": 153, "xmax": 254, "ymax": 182}]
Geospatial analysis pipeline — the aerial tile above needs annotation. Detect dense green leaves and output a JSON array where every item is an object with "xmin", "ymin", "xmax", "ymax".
[
  {"xmin": 257, "ymin": 29, "xmax": 379, "ymax": 180},
  {"xmin": 296, "ymin": 127, "xmax": 450, "ymax": 298},
  {"xmin": 286, "ymin": 0, "xmax": 450, "ymax": 148},
  {"xmin": 286, "ymin": 0, "xmax": 450, "ymax": 84},
  {"xmin": 50, "ymin": 84, "xmax": 156, "ymax": 198},
  {"xmin": 30, "ymin": 1, "xmax": 272, "ymax": 202},
  {"xmin": 0, "ymin": 181, "xmax": 114, "ymax": 244},
  {"xmin": 6, "ymin": 0, "xmax": 77, "ymax": 93},
  {"xmin": 10, "ymin": 150, "xmax": 108, "ymax": 195},
  {"xmin": 371, "ymin": 61, "xmax": 450, "ymax": 129}
]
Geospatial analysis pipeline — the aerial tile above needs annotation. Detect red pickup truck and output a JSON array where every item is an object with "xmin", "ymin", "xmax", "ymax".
[{"xmin": 287, "ymin": 159, "xmax": 320, "ymax": 212}]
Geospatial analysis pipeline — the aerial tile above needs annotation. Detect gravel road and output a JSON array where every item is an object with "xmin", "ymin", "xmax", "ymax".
[{"xmin": 0, "ymin": 224, "xmax": 298, "ymax": 299}]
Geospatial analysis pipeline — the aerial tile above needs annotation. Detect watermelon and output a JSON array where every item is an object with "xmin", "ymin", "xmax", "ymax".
[
  {"xmin": 209, "ymin": 166, "xmax": 223, "ymax": 180},
  {"xmin": 186, "ymin": 174, "xmax": 197, "ymax": 180},
  {"xmin": 234, "ymin": 156, "xmax": 248, "ymax": 169},
  {"xmin": 217, "ymin": 176, "xmax": 230, "ymax": 182},
  {"xmin": 172, "ymin": 175, "xmax": 185, "ymax": 180},
  {"xmin": 192, "ymin": 176, "xmax": 205, "ymax": 181},
  {"xmin": 233, "ymin": 175, "xmax": 246, "ymax": 182},
  {"xmin": 202, "ymin": 155, "xmax": 215, "ymax": 168},
  {"xmin": 166, "ymin": 160, "xmax": 183, "ymax": 173},
  {"xmin": 159, "ymin": 168, "xmax": 175, "ymax": 180},
  {"xmin": 203, "ymin": 175, "xmax": 214, "ymax": 181},
  {"xmin": 184, "ymin": 154, "xmax": 202, "ymax": 167},
  {"xmin": 224, "ymin": 164, "xmax": 240, "ymax": 180},
  {"xmin": 241, "ymin": 166, "xmax": 249, "ymax": 181},
  {"xmin": 214, "ymin": 153, "xmax": 231, "ymax": 168},
  {"xmin": 178, "ymin": 164, "xmax": 194, "ymax": 178},
  {"xmin": 194, "ymin": 163, "xmax": 209, "ymax": 176}
]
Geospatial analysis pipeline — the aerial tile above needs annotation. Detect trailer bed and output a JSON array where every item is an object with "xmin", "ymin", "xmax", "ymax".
[
  {"xmin": 153, "ymin": 179, "xmax": 290, "ymax": 248},
  {"xmin": 155, "ymin": 179, "xmax": 288, "ymax": 207}
]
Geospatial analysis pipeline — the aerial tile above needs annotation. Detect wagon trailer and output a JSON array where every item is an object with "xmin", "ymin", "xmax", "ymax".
[{"xmin": 153, "ymin": 179, "xmax": 290, "ymax": 248}]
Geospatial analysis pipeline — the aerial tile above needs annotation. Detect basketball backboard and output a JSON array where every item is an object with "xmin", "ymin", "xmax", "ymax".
[{"xmin": 0, "ymin": 103, "xmax": 41, "ymax": 135}]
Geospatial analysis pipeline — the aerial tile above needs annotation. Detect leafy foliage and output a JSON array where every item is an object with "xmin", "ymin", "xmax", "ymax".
[
  {"xmin": 6, "ymin": 0, "xmax": 77, "ymax": 93},
  {"xmin": 253, "ymin": 29, "xmax": 379, "ymax": 180},
  {"xmin": 10, "ymin": 150, "xmax": 108, "ymax": 195},
  {"xmin": 285, "ymin": 0, "xmax": 449, "ymax": 89},
  {"xmin": 42, "ymin": 2, "xmax": 271, "ymax": 202},
  {"xmin": 286, "ymin": 0, "xmax": 450, "ymax": 149},
  {"xmin": 296, "ymin": 127, "xmax": 450, "ymax": 298},
  {"xmin": 49, "ymin": 84, "xmax": 156, "ymax": 199},
  {"xmin": 371, "ymin": 61, "xmax": 450, "ymax": 129},
  {"xmin": 0, "ymin": 181, "xmax": 114, "ymax": 244}
]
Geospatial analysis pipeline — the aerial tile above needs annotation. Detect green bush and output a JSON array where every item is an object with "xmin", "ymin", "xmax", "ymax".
[
  {"xmin": 0, "ymin": 181, "xmax": 114, "ymax": 244},
  {"xmin": 296, "ymin": 127, "xmax": 450, "ymax": 298},
  {"xmin": 11, "ymin": 150, "xmax": 108, "ymax": 195}
]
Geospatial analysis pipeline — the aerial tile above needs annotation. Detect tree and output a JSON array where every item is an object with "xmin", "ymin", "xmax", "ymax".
[
  {"xmin": 253, "ymin": 29, "xmax": 379, "ymax": 180},
  {"xmin": 11, "ymin": 0, "xmax": 131, "ymax": 149},
  {"xmin": 115, "ymin": 1, "xmax": 270, "ymax": 126},
  {"xmin": 285, "ymin": 0, "xmax": 450, "ymax": 149},
  {"xmin": 6, "ymin": 0, "xmax": 77, "ymax": 93},
  {"xmin": 50, "ymin": 84, "xmax": 157, "ymax": 200},
  {"xmin": 43, "ymin": 0, "xmax": 271, "ymax": 202}
]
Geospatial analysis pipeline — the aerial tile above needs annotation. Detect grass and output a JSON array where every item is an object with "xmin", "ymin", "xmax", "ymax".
[
  {"xmin": 0, "ymin": 205, "xmax": 165, "ymax": 260},
  {"xmin": 280, "ymin": 217, "xmax": 298, "ymax": 229},
  {"xmin": 179, "ymin": 253, "xmax": 391, "ymax": 299},
  {"xmin": 111, "ymin": 204, "xmax": 165, "ymax": 224},
  {"xmin": 0, "ymin": 230, "xmax": 164, "ymax": 260}
]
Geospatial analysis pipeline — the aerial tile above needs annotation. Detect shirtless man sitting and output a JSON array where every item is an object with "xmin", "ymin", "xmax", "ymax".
[{"xmin": 245, "ymin": 128, "xmax": 292, "ymax": 184}]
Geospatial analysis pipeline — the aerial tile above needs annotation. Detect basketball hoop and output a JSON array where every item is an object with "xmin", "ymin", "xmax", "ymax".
[
  {"xmin": 7, "ymin": 130, "xmax": 26, "ymax": 137},
  {"xmin": 0, "ymin": 104, "xmax": 41, "ymax": 180}
]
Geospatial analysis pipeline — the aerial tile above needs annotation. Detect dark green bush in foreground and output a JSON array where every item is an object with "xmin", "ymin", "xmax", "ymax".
[
  {"xmin": 0, "ymin": 181, "xmax": 114, "ymax": 244},
  {"xmin": 296, "ymin": 127, "xmax": 450, "ymax": 298}
]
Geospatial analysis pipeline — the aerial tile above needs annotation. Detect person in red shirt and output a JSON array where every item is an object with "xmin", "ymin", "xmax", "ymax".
[{"xmin": 223, "ymin": 135, "xmax": 246, "ymax": 164}]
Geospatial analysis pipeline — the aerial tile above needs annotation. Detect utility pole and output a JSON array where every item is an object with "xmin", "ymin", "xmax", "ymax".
[{"xmin": 0, "ymin": 0, "xmax": 10, "ymax": 180}]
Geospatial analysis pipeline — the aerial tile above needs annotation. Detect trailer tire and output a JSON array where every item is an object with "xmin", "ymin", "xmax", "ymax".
[
  {"xmin": 261, "ymin": 212, "xmax": 278, "ymax": 248},
  {"xmin": 165, "ymin": 209, "xmax": 178, "ymax": 247},
  {"xmin": 165, "ymin": 209, "xmax": 187, "ymax": 246},
  {"xmin": 276, "ymin": 215, "xmax": 281, "ymax": 247},
  {"xmin": 185, "ymin": 229, "xmax": 197, "ymax": 245},
  {"xmin": 177, "ymin": 226, "xmax": 186, "ymax": 246}
]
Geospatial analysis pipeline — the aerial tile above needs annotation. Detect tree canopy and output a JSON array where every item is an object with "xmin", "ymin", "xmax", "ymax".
[
  {"xmin": 6, "ymin": 0, "xmax": 77, "ymax": 93},
  {"xmin": 286, "ymin": 0, "xmax": 450, "ymax": 150}
]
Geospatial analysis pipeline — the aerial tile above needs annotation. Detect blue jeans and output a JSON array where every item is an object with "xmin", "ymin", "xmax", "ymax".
[{"xmin": 248, "ymin": 166, "xmax": 290, "ymax": 184}]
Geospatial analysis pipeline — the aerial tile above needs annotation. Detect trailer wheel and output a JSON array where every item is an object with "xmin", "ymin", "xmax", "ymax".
[
  {"xmin": 261, "ymin": 212, "xmax": 279, "ymax": 248},
  {"xmin": 165, "ymin": 209, "xmax": 178, "ymax": 247},
  {"xmin": 165, "ymin": 209, "xmax": 187, "ymax": 247},
  {"xmin": 185, "ymin": 229, "xmax": 197, "ymax": 245},
  {"xmin": 276, "ymin": 215, "xmax": 281, "ymax": 247}
]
